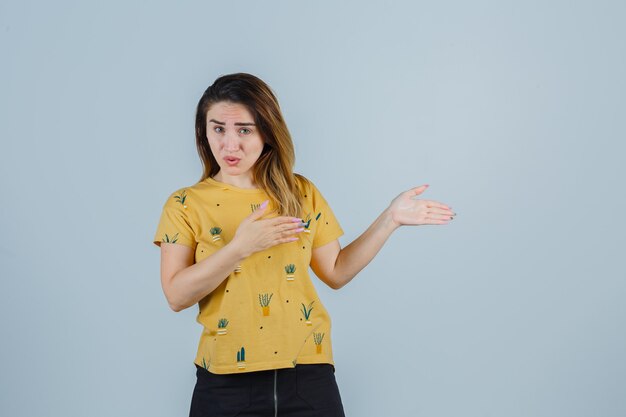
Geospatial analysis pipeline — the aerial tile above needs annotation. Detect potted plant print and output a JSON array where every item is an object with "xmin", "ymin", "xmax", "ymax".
[
  {"xmin": 162, "ymin": 232, "xmax": 179, "ymax": 243},
  {"xmin": 313, "ymin": 332, "xmax": 324, "ymax": 354},
  {"xmin": 217, "ymin": 318, "xmax": 229, "ymax": 335},
  {"xmin": 174, "ymin": 190, "xmax": 188, "ymax": 209},
  {"xmin": 236, "ymin": 347, "xmax": 246, "ymax": 369},
  {"xmin": 210, "ymin": 227, "xmax": 222, "ymax": 242},
  {"xmin": 301, "ymin": 301, "xmax": 314, "ymax": 326},
  {"xmin": 259, "ymin": 293, "xmax": 273, "ymax": 316}
]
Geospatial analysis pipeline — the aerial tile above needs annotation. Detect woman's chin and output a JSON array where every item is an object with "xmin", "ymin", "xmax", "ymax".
[{"xmin": 220, "ymin": 164, "xmax": 252, "ymax": 175}]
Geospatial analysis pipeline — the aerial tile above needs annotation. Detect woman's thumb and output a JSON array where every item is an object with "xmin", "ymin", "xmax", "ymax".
[
  {"xmin": 248, "ymin": 200, "xmax": 269, "ymax": 220},
  {"xmin": 411, "ymin": 184, "xmax": 429, "ymax": 196}
]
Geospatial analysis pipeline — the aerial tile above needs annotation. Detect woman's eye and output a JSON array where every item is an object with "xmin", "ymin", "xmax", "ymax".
[
  {"xmin": 214, "ymin": 126, "xmax": 224, "ymax": 133},
  {"xmin": 239, "ymin": 128, "xmax": 251, "ymax": 135}
]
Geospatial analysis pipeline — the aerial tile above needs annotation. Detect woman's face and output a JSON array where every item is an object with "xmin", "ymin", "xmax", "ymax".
[{"xmin": 205, "ymin": 101, "xmax": 265, "ymax": 177}]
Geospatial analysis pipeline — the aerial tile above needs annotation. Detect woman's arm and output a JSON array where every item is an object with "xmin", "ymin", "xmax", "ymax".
[
  {"xmin": 160, "ymin": 203, "xmax": 305, "ymax": 312},
  {"xmin": 310, "ymin": 207, "xmax": 398, "ymax": 289},
  {"xmin": 310, "ymin": 185, "xmax": 455, "ymax": 290},
  {"xmin": 160, "ymin": 241, "xmax": 247, "ymax": 312}
]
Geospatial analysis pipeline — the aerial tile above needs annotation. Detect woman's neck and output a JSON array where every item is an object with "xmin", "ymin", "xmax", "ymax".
[{"xmin": 213, "ymin": 171, "xmax": 258, "ymax": 190}]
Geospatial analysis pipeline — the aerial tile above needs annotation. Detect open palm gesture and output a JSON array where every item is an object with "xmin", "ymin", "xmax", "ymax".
[{"xmin": 388, "ymin": 185, "xmax": 456, "ymax": 227}]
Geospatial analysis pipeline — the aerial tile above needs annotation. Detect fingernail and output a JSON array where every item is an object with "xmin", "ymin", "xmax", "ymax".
[
  {"xmin": 260, "ymin": 200, "xmax": 269, "ymax": 209},
  {"xmin": 292, "ymin": 218, "xmax": 302, "ymax": 222}
]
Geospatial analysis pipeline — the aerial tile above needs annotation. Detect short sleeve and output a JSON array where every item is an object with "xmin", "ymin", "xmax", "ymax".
[
  {"xmin": 152, "ymin": 188, "xmax": 197, "ymax": 250},
  {"xmin": 309, "ymin": 181, "xmax": 344, "ymax": 249}
]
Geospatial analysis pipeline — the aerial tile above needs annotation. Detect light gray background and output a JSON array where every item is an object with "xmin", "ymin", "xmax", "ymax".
[{"xmin": 2, "ymin": 1, "xmax": 625, "ymax": 416}]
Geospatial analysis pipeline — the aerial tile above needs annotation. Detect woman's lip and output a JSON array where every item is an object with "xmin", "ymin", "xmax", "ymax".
[{"xmin": 224, "ymin": 157, "xmax": 241, "ymax": 165}]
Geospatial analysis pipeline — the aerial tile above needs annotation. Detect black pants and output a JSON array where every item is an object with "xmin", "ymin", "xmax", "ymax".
[{"xmin": 189, "ymin": 363, "xmax": 346, "ymax": 417}]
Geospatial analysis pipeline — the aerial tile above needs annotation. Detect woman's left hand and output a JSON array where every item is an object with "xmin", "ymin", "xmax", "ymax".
[{"xmin": 388, "ymin": 185, "xmax": 456, "ymax": 228}]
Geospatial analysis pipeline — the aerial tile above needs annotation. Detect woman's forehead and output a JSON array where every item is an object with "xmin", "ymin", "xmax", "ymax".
[{"xmin": 206, "ymin": 101, "xmax": 254, "ymax": 123}]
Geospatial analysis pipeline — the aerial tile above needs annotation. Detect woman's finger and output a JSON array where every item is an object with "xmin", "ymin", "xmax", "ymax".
[
  {"xmin": 279, "ymin": 236, "xmax": 300, "ymax": 244},
  {"xmin": 268, "ymin": 216, "xmax": 303, "ymax": 226},
  {"xmin": 426, "ymin": 213, "xmax": 455, "ymax": 221},
  {"xmin": 269, "ymin": 228, "xmax": 303, "ymax": 246},
  {"xmin": 425, "ymin": 201, "xmax": 452, "ymax": 210},
  {"xmin": 434, "ymin": 219, "xmax": 451, "ymax": 224},
  {"xmin": 273, "ymin": 222, "xmax": 305, "ymax": 234},
  {"xmin": 267, "ymin": 224, "xmax": 304, "ymax": 243},
  {"xmin": 426, "ymin": 207, "xmax": 456, "ymax": 217},
  {"xmin": 282, "ymin": 227, "xmax": 304, "ymax": 237},
  {"xmin": 424, "ymin": 216, "xmax": 451, "ymax": 224}
]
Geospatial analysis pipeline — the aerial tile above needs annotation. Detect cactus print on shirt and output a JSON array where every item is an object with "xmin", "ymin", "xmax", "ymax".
[{"xmin": 153, "ymin": 174, "xmax": 344, "ymax": 374}]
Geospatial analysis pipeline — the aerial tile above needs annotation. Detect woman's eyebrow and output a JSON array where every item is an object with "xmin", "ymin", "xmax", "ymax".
[{"xmin": 208, "ymin": 119, "xmax": 256, "ymax": 126}]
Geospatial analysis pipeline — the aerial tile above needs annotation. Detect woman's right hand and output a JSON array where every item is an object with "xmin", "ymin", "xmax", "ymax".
[{"xmin": 230, "ymin": 200, "xmax": 305, "ymax": 258}]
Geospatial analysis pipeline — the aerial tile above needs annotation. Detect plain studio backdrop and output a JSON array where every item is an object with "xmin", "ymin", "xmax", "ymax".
[{"xmin": 1, "ymin": 1, "xmax": 625, "ymax": 416}]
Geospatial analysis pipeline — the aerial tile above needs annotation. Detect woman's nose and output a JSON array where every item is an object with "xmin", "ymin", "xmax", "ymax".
[{"xmin": 223, "ymin": 131, "xmax": 240, "ymax": 151}]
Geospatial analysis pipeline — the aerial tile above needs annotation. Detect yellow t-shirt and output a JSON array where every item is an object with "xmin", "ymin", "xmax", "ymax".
[{"xmin": 152, "ymin": 174, "xmax": 344, "ymax": 374}]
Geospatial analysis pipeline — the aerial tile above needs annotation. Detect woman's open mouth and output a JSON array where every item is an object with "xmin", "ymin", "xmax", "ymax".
[{"xmin": 224, "ymin": 156, "xmax": 241, "ymax": 166}]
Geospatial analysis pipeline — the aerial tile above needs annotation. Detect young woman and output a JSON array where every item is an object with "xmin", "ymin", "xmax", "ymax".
[{"xmin": 153, "ymin": 73, "xmax": 456, "ymax": 417}]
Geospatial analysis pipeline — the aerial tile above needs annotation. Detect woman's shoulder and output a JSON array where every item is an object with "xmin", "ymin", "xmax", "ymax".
[
  {"xmin": 160, "ymin": 179, "xmax": 208, "ymax": 207},
  {"xmin": 294, "ymin": 173, "xmax": 311, "ymax": 189},
  {"xmin": 294, "ymin": 173, "xmax": 328, "ymax": 198},
  {"xmin": 296, "ymin": 173, "xmax": 324, "ymax": 200},
  {"xmin": 171, "ymin": 180, "xmax": 203, "ymax": 194}
]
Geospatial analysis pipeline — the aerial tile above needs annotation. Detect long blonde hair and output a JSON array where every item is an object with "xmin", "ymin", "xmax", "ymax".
[{"xmin": 195, "ymin": 73, "xmax": 307, "ymax": 217}]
